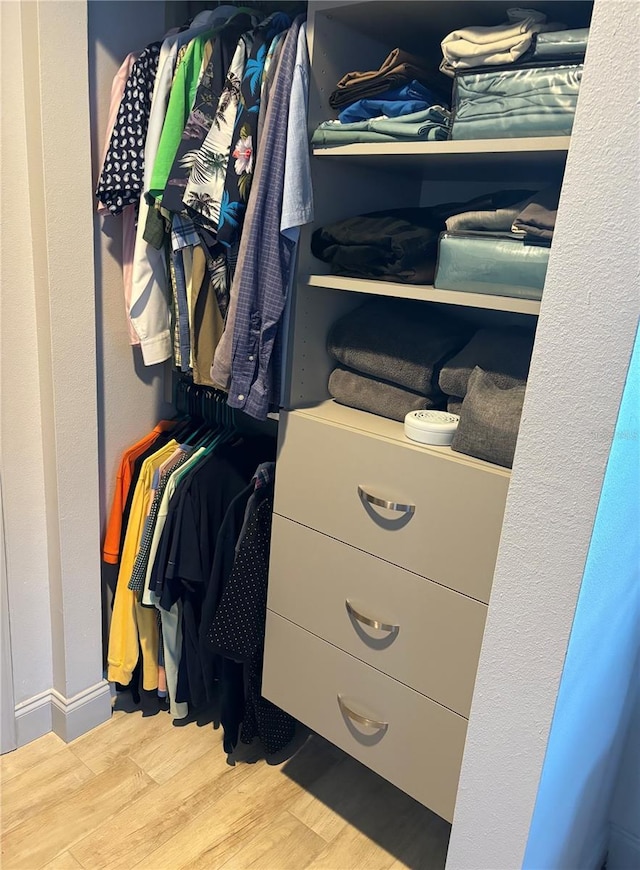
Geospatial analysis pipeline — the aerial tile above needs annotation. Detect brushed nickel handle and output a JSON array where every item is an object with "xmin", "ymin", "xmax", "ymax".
[
  {"xmin": 357, "ymin": 485, "xmax": 415, "ymax": 515},
  {"xmin": 337, "ymin": 694, "xmax": 388, "ymax": 732},
  {"xmin": 346, "ymin": 599, "xmax": 399, "ymax": 633}
]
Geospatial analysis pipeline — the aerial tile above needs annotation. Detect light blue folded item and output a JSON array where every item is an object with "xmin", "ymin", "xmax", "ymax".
[
  {"xmin": 313, "ymin": 106, "xmax": 451, "ymax": 147},
  {"xmin": 532, "ymin": 28, "xmax": 589, "ymax": 59},
  {"xmin": 451, "ymin": 63, "xmax": 582, "ymax": 139},
  {"xmin": 452, "ymin": 108, "xmax": 577, "ymax": 139},
  {"xmin": 312, "ymin": 126, "xmax": 449, "ymax": 147},
  {"xmin": 339, "ymin": 99, "xmax": 432, "ymax": 124},
  {"xmin": 434, "ymin": 231, "xmax": 549, "ymax": 301}
]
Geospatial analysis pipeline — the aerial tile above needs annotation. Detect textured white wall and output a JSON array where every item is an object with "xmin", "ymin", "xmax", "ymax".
[
  {"xmin": 0, "ymin": 0, "xmax": 54, "ymax": 707},
  {"xmin": 446, "ymin": 1, "xmax": 640, "ymax": 867},
  {"xmin": 523, "ymin": 323, "xmax": 640, "ymax": 869}
]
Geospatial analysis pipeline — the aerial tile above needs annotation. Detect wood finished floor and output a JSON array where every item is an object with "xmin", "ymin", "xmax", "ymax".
[{"xmin": 1, "ymin": 696, "xmax": 450, "ymax": 870}]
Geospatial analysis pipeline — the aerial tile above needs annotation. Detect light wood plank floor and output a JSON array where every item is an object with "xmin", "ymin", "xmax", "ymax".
[{"xmin": 1, "ymin": 696, "xmax": 450, "ymax": 870}]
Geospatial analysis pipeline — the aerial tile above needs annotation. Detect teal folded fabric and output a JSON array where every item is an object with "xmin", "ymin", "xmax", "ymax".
[
  {"xmin": 313, "ymin": 127, "xmax": 449, "ymax": 146},
  {"xmin": 532, "ymin": 28, "xmax": 589, "ymax": 59},
  {"xmin": 452, "ymin": 64, "xmax": 581, "ymax": 139},
  {"xmin": 452, "ymin": 111, "xmax": 576, "ymax": 139},
  {"xmin": 312, "ymin": 106, "xmax": 451, "ymax": 147},
  {"xmin": 434, "ymin": 231, "xmax": 548, "ymax": 300}
]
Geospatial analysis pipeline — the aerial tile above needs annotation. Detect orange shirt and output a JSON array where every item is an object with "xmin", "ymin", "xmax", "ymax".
[{"xmin": 102, "ymin": 421, "xmax": 175, "ymax": 564}]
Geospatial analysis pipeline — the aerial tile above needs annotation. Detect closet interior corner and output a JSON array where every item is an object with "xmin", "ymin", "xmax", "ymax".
[{"xmin": 93, "ymin": 0, "xmax": 594, "ymax": 856}]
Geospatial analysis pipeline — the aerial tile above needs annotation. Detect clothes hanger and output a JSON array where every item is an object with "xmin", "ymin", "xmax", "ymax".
[{"xmin": 203, "ymin": 390, "xmax": 235, "ymax": 453}]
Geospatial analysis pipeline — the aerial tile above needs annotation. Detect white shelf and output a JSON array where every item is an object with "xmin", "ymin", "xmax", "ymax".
[
  {"xmin": 312, "ymin": 137, "xmax": 570, "ymax": 177},
  {"xmin": 293, "ymin": 401, "xmax": 511, "ymax": 477},
  {"xmin": 305, "ymin": 274, "xmax": 542, "ymax": 316}
]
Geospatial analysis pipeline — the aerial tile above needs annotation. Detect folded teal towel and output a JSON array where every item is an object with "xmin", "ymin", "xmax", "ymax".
[{"xmin": 313, "ymin": 106, "xmax": 451, "ymax": 147}]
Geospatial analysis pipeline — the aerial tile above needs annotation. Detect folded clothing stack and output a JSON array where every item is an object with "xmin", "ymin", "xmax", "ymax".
[
  {"xmin": 329, "ymin": 49, "xmax": 447, "ymax": 109},
  {"xmin": 445, "ymin": 185, "xmax": 559, "ymax": 244},
  {"xmin": 438, "ymin": 7, "xmax": 589, "ymax": 140},
  {"xmin": 311, "ymin": 190, "xmax": 536, "ymax": 284},
  {"xmin": 438, "ymin": 326, "xmax": 535, "ymax": 467},
  {"xmin": 440, "ymin": 8, "xmax": 567, "ymax": 77},
  {"xmin": 312, "ymin": 49, "xmax": 451, "ymax": 147},
  {"xmin": 338, "ymin": 80, "xmax": 444, "ymax": 123},
  {"xmin": 511, "ymin": 186, "xmax": 560, "ymax": 245},
  {"xmin": 435, "ymin": 186, "xmax": 560, "ymax": 300},
  {"xmin": 312, "ymin": 209, "xmax": 441, "ymax": 284},
  {"xmin": 312, "ymin": 106, "xmax": 451, "ymax": 147},
  {"xmin": 327, "ymin": 298, "xmax": 472, "ymax": 422}
]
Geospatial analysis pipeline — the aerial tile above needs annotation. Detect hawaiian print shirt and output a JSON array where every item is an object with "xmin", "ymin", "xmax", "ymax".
[{"xmin": 184, "ymin": 13, "xmax": 291, "ymax": 239}]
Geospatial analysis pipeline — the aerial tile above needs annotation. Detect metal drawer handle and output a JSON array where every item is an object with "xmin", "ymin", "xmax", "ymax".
[
  {"xmin": 337, "ymin": 694, "xmax": 388, "ymax": 732},
  {"xmin": 357, "ymin": 485, "xmax": 415, "ymax": 515},
  {"xmin": 346, "ymin": 599, "xmax": 399, "ymax": 633}
]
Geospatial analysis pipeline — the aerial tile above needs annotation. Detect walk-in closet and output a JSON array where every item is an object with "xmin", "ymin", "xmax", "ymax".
[{"xmin": 1, "ymin": 0, "xmax": 638, "ymax": 868}]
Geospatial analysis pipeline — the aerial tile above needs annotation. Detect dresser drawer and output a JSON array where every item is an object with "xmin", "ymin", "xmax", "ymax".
[
  {"xmin": 269, "ymin": 516, "xmax": 486, "ymax": 717},
  {"xmin": 274, "ymin": 411, "xmax": 508, "ymax": 601},
  {"xmin": 263, "ymin": 611, "xmax": 467, "ymax": 822}
]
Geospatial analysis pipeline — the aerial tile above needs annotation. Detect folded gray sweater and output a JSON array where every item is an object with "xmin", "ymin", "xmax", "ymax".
[
  {"xmin": 439, "ymin": 326, "xmax": 535, "ymax": 398},
  {"xmin": 451, "ymin": 367, "xmax": 526, "ymax": 468},
  {"xmin": 329, "ymin": 366, "xmax": 445, "ymax": 422},
  {"xmin": 328, "ymin": 299, "xmax": 472, "ymax": 396}
]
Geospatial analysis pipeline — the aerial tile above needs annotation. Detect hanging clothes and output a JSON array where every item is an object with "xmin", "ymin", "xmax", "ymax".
[
  {"xmin": 211, "ymin": 16, "xmax": 313, "ymax": 419},
  {"xmin": 95, "ymin": 51, "xmax": 143, "ymax": 345},
  {"xmin": 206, "ymin": 467, "xmax": 296, "ymax": 754},
  {"xmin": 96, "ymin": 44, "xmax": 161, "ymax": 215},
  {"xmin": 129, "ymin": 7, "xmax": 239, "ymax": 365},
  {"xmin": 161, "ymin": 16, "xmax": 254, "ymax": 216},
  {"xmin": 103, "ymin": 388, "xmax": 293, "ymax": 757},
  {"xmin": 97, "ymin": 10, "xmax": 314, "ymax": 421}
]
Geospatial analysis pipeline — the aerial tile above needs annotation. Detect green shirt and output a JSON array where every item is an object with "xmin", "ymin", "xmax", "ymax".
[{"xmin": 148, "ymin": 34, "xmax": 214, "ymax": 203}]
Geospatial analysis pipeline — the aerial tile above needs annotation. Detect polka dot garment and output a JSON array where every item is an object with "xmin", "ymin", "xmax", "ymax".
[
  {"xmin": 208, "ymin": 494, "xmax": 296, "ymax": 754},
  {"xmin": 96, "ymin": 43, "xmax": 161, "ymax": 215}
]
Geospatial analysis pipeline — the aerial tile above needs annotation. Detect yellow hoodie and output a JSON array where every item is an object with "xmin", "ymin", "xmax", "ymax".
[{"xmin": 107, "ymin": 440, "xmax": 178, "ymax": 690}]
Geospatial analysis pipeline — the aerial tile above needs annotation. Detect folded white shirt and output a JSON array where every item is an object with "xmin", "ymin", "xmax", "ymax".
[{"xmin": 441, "ymin": 7, "xmax": 566, "ymax": 76}]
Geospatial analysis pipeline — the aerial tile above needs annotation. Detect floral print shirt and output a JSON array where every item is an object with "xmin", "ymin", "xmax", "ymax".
[
  {"xmin": 161, "ymin": 16, "xmax": 252, "ymax": 215},
  {"xmin": 184, "ymin": 13, "xmax": 291, "ymax": 240},
  {"xmin": 182, "ymin": 34, "xmax": 252, "ymax": 230}
]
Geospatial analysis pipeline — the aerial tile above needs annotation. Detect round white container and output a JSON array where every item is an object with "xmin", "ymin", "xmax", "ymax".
[{"xmin": 404, "ymin": 410, "xmax": 460, "ymax": 446}]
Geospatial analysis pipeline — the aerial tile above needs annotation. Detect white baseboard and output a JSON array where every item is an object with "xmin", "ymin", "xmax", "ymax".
[
  {"xmin": 51, "ymin": 680, "xmax": 112, "ymax": 742},
  {"xmin": 14, "ymin": 690, "xmax": 53, "ymax": 747},
  {"xmin": 607, "ymin": 824, "xmax": 640, "ymax": 870},
  {"xmin": 14, "ymin": 680, "xmax": 112, "ymax": 747}
]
